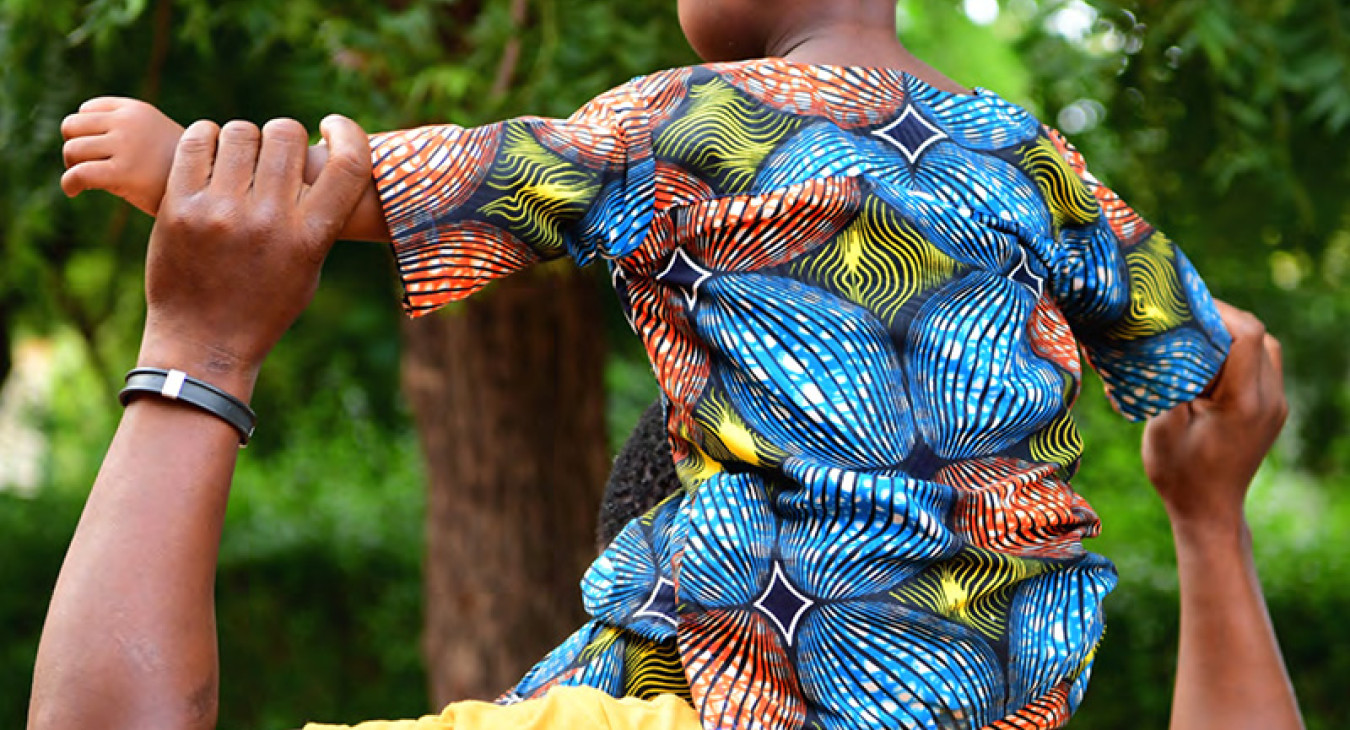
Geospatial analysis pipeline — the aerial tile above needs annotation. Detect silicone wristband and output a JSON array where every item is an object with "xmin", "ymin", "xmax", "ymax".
[{"xmin": 119, "ymin": 367, "xmax": 256, "ymax": 446}]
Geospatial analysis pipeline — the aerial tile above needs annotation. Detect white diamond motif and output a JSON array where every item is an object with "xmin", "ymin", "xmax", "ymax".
[
  {"xmin": 872, "ymin": 105, "xmax": 949, "ymax": 165},
  {"xmin": 752, "ymin": 561, "xmax": 815, "ymax": 646},
  {"xmin": 1008, "ymin": 247, "xmax": 1045, "ymax": 298},
  {"xmin": 634, "ymin": 576, "xmax": 679, "ymax": 628},
  {"xmin": 655, "ymin": 247, "xmax": 713, "ymax": 308}
]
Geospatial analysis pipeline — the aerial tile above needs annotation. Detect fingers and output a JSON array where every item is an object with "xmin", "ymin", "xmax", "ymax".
[
  {"xmin": 62, "ymin": 135, "xmax": 112, "ymax": 170},
  {"xmin": 208, "ymin": 120, "xmax": 263, "ymax": 194},
  {"xmin": 78, "ymin": 97, "xmax": 127, "ymax": 113},
  {"xmin": 61, "ymin": 111, "xmax": 113, "ymax": 141},
  {"xmin": 1261, "ymin": 333, "xmax": 1289, "ymax": 427},
  {"xmin": 61, "ymin": 160, "xmax": 118, "ymax": 198},
  {"xmin": 165, "ymin": 120, "xmax": 221, "ymax": 199},
  {"xmin": 1263, "ymin": 333, "xmax": 1284, "ymax": 389},
  {"xmin": 300, "ymin": 115, "xmax": 371, "ymax": 242},
  {"xmin": 1209, "ymin": 300, "xmax": 1267, "ymax": 409},
  {"xmin": 252, "ymin": 118, "xmax": 309, "ymax": 204}
]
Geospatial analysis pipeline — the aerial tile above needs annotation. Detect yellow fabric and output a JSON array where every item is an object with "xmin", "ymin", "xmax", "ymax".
[{"xmin": 303, "ymin": 686, "xmax": 700, "ymax": 730}]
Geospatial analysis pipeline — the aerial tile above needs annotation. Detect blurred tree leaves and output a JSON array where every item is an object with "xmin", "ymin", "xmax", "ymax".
[
  {"xmin": 7, "ymin": 0, "xmax": 1345, "ymax": 467},
  {"xmin": 2, "ymin": 0, "xmax": 1348, "ymax": 726}
]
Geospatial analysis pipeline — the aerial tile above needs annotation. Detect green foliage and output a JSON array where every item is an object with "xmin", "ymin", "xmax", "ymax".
[
  {"xmin": 216, "ymin": 402, "xmax": 428, "ymax": 729},
  {"xmin": 4, "ymin": 0, "xmax": 1350, "ymax": 726},
  {"xmin": 0, "ymin": 384, "xmax": 429, "ymax": 730},
  {"xmin": 0, "ymin": 491, "xmax": 82, "ymax": 727},
  {"xmin": 1061, "ymin": 376, "xmax": 1350, "ymax": 728},
  {"xmin": 1027, "ymin": 0, "xmax": 1350, "ymax": 474},
  {"xmin": 6, "ymin": 382, "xmax": 1350, "ymax": 728}
]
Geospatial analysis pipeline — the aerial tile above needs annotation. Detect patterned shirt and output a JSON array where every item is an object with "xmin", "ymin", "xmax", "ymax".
[{"xmin": 370, "ymin": 58, "xmax": 1229, "ymax": 730}]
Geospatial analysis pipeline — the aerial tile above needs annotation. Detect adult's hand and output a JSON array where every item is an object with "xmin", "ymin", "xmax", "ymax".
[
  {"xmin": 29, "ymin": 115, "xmax": 370, "ymax": 730},
  {"xmin": 137, "ymin": 115, "xmax": 372, "ymax": 400},
  {"xmin": 1142, "ymin": 300, "xmax": 1288, "ymax": 532},
  {"xmin": 1141, "ymin": 301, "xmax": 1303, "ymax": 730}
]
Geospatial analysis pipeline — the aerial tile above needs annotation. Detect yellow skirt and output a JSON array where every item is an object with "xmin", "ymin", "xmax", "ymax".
[{"xmin": 303, "ymin": 686, "xmax": 699, "ymax": 730}]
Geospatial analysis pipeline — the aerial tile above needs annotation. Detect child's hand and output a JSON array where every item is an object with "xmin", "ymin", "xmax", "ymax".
[
  {"xmin": 1141, "ymin": 301, "xmax": 1287, "ymax": 531},
  {"xmin": 61, "ymin": 97, "xmax": 184, "ymax": 216}
]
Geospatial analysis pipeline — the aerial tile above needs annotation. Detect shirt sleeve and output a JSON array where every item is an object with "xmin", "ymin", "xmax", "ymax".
[
  {"xmin": 1035, "ymin": 126, "xmax": 1231, "ymax": 421},
  {"xmin": 369, "ymin": 81, "xmax": 656, "ymax": 316}
]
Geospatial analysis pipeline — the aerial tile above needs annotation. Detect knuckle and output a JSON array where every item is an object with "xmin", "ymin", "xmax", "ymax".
[
  {"xmin": 78, "ymin": 96, "xmax": 114, "ymax": 112},
  {"xmin": 60, "ymin": 114, "xmax": 79, "ymax": 138},
  {"xmin": 177, "ymin": 136, "xmax": 213, "ymax": 157},
  {"xmin": 1247, "ymin": 316, "xmax": 1267, "ymax": 339},
  {"xmin": 221, "ymin": 119, "xmax": 261, "ymax": 143},
  {"xmin": 263, "ymin": 117, "xmax": 308, "ymax": 144},
  {"xmin": 158, "ymin": 201, "xmax": 194, "ymax": 231},
  {"xmin": 179, "ymin": 120, "xmax": 219, "ymax": 150},
  {"xmin": 248, "ymin": 200, "xmax": 284, "ymax": 227},
  {"xmin": 206, "ymin": 203, "xmax": 239, "ymax": 229}
]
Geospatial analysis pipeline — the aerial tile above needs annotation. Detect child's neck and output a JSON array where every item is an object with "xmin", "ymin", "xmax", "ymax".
[{"xmin": 768, "ymin": 21, "xmax": 971, "ymax": 96}]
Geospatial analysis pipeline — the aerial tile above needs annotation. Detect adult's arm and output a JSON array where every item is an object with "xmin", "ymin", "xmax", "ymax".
[
  {"xmin": 1142, "ymin": 302, "xmax": 1303, "ymax": 730},
  {"xmin": 28, "ymin": 115, "xmax": 372, "ymax": 730}
]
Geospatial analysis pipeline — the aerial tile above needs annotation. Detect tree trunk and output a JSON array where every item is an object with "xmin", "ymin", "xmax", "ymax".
[{"xmin": 400, "ymin": 266, "xmax": 609, "ymax": 706}]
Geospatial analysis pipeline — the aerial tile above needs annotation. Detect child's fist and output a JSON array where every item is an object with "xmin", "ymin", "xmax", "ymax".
[{"xmin": 61, "ymin": 97, "xmax": 184, "ymax": 216}]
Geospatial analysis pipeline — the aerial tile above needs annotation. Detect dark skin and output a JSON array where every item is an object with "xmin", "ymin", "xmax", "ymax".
[
  {"xmin": 28, "ymin": 115, "xmax": 371, "ymax": 730},
  {"xmin": 1142, "ymin": 302, "xmax": 1303, "ymax": 730},
  {"xmin": 37, "ymin": 1, "xmax": 1303, "ymax": 728}
]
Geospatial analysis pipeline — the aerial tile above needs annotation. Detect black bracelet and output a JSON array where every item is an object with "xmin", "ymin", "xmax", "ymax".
[{"xmin": 119, "ymin": 368, "xmax": 256, "ymax": 446}]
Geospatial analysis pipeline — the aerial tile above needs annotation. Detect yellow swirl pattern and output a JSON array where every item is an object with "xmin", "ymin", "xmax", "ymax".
[
  {"xmin": 1027, "ymin": 409, "xmax": 1083, "ymax": 468},
  {"xmin": 639, "ymin": 489, "xmax": 687, "ymax": 529},
  {"xmin": 1017, "ymin": 137, "xmax": 1098, "ymax": 232},
  {"xmin": 675, "ymin": 441, "xmax": 724, "ymax": 491},
  {"xmin": 693, "ymin": 390, "xmax": 787, "ymax": 469},
  {"xmin": 653, "ymin": 79, "xmax": 805, "ymax": 193},
  {"xmin": 480, "ymin": 123, "xmax": 600, "ymax": 253},
  {"xmin": 1105, "ymin": 232, "xmax": 1191, "ymax": 341},
  {"xmin": 578, "ymin": 624, "xmax": 624, "ymax": 664},
  {"xmin": 890, "ymin": 548, "xmax": 1045, "ymax": 641},
  {"xmin": 623, "ymin": 636, "xmax": 694, "ymax": 701},
  {"xmin": 789, "ymin": 197, "xmax": 957, "ymax": 326}
]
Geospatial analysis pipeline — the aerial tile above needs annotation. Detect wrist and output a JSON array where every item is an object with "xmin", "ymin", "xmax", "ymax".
[
  {"xmin": 136, "ymin": 333, "xmax": 260, "ymax": 404},
  {"xmin": 1169, "ymin": 511, "xmax": 1252, "ymax": 555}
]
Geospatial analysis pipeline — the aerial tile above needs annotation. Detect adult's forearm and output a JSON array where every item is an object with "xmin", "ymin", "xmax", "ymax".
[
  {"xmin": 28, "ymin": 392, "xmax": 246, "ymax": 730},
  {"xmin": 1169, "ymin": 518, "xmax": 1303, "ymax": 730},
  {"xmin": 33, "ymin": 112, "xmax": 371, "ymax": 730}
]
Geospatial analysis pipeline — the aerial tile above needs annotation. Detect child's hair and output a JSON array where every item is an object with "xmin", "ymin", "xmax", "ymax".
[{"xmin": 596, "ymin": 399, "xmax": 682, "ymax": 550}]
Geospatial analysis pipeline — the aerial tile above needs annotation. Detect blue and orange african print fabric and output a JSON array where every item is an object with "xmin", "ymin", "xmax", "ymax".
[{"xmin": 370, "ymin": 58, "xmax": 1230, "ymax": 730}]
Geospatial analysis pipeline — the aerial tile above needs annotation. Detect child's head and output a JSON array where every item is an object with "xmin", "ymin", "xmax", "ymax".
[
  {"xmin": 596, "ymin": 399, "xmax": 682, "ymax": 550},
  {"xmin": 677, "ymin": 0, "xmax": 898, "ymax": 63}
]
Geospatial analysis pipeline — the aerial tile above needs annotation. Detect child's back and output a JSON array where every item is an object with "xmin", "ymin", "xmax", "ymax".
[
  {"xmin": 371, "ymin": 57, "xmax": 1228, "ymax": 729},
  {"xmin": 60, "ymin": 2, "xmax": 1229, "ymax": 727}
]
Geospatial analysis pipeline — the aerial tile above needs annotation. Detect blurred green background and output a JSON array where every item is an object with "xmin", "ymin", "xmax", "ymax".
[{"xmin": 1, "ymin": 0, "xmax": 1347, "ymax": 727}]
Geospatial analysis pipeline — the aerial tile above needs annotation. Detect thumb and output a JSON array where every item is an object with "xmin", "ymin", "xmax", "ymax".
[
  {"xmin": 1142, "ymin": 400, "xmax": 1191, "ymax": 477},
  {"xmin": 1145, "ymin": 399, "xmax": 1191, "ymax": 444},
  {"xmin": 299, "ymin": 114, "xmax": 372, "ymax": 251}
]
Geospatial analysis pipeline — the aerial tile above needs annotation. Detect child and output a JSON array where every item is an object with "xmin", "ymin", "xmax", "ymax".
[{"xmin": 60, "ymin": 1, "xmax": 1230, "ymax": 727}]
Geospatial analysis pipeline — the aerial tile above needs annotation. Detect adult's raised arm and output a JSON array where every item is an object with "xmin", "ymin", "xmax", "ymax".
[
  {"xmin": 1142, "ymin": 302, "xmax": 1303, "ymax": 730},
  {"xmin": 27, "ymin": 114, "xmax": 371, "ymax": 730}
]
